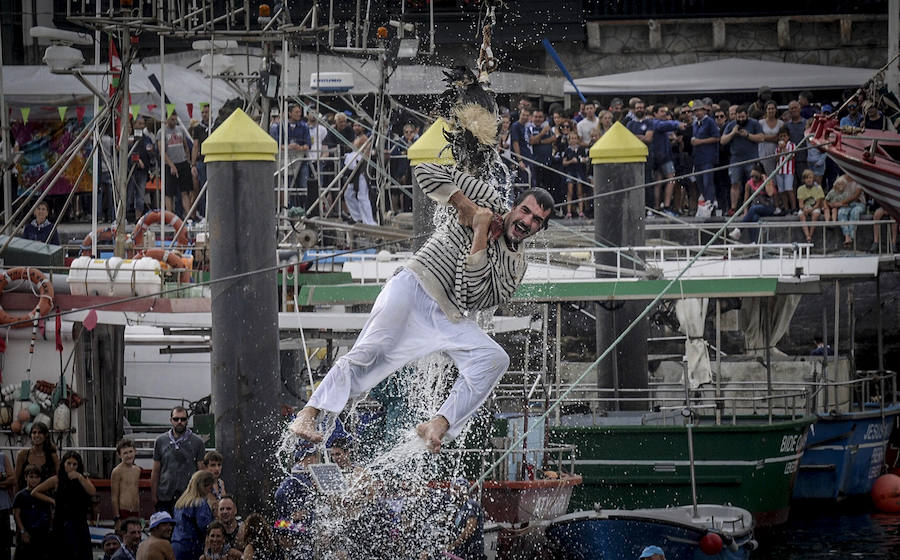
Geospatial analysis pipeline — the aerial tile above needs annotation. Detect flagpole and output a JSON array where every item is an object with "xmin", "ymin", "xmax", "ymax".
[
  {"xmin": 91, "ymin": 0, "xmax": 100, "ymax": 257},
  {"xmin": 0, "ymin": 22, "xmax": 12, "ymax": 227},
  {"xmin": 114, "ymin": 31, "xmax": 130, "ymax": 257}
]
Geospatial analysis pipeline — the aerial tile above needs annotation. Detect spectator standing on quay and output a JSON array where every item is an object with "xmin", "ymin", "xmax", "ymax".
[
  {"xmin": 783, "ymin": 101, "xmax": 808, "ymax": 185},
  {"xmin": 203, "ymin": 451, "xmax": 227, "ymax": 504},
  {"xmin": 747, "ymin": 86, "xmax": 772, "ymax": 120},
  {"xmin": 721, "ymin": 105, "xmax": 765, "ymax": 216},
  {"xmin": 111, "ymin": 438, "xmax": 142, "ymax": 530},
  {"xmin": 510, "ymin": 108, "xmax": 532, "ymax": 186},
  {"xmin": 32, "ymin": 450, "xmax": 96, "ymax": 560},
  {"xmin": 839, "ymin": 101, "xmax": 864, "ymax": 128},
  {"xmin": 609, "ymin": 98, "xmax": 625, "ymax": 122},
  {"xmin": 137, "ymin": 511, "xmax": 176, "ymax": 560},
  {"xmin": 649, "ymin": 106, "xmax": 685, "ymax": 215},
  {"xmin": 576, "ymin": 101, "xmax": 598, "ymax": 147},
  {"xmin": 129, "ymin": 116, "xmax": 157, "ymax": 221},
  {"xmin": 215, "ymin": 495, "xmax": 243, "ymax": 550},
  {"xmin": 758, "ymin": 101, "xmax": 785, "ymax": 177},
  {"xmin": 171, "ymin": 470, "xmax": 216, "ymax": 560},
  {"xmin": 525, "ymin": 109, "xmax": 557, "ymax": 192},
  {"xmin": 343, "ymin": 135, "xmax": 377, "ymax": 225},
  {"xmin": 102, "ymin": 534, "xmax": 122, "ymax": 560},
  {"xmin": 15, "ymin": 422, "xmax": 58, "ymax": 491},
  {"xmin": 162, "ymin": 112, "xmax": 193, "ymax": 218},
  {"xmin": 188, "ymin": 105, "xmax": 210, "ymax": 219},
  {"xmin": 111, "ymin": 517, "xmax": 143, "ymax": 560},
  {"xmin": 13, "ymin": 464, "xmax": 52, "ymax": 560},
  {"xmin": 388, "ymin": 123, "xmax": 419, "ymax": 214},
  {"xmin": 151, "ymin": 406, "xmax": 205, "ymax": 514},
  {"xmin": 773, "ymin": 128, "xmax": 797, "ymax": 213},
  {"xmin": 713, "ymin": 108, "xmax": 732, "ymax": 214},
  {"xmin": 798, "ymin": 91, "xmax": 819, "ymax": 119},
  {"xmin": 562, "ymin": 129, "xmax": 588, "ymax": 219},
  {"xmin": 21, "ymin": 201, "xmax": 60, "ymax": 245},
  {"xmin": 691, "ymin": 100, "xmax": 720, "ymax": 217}
]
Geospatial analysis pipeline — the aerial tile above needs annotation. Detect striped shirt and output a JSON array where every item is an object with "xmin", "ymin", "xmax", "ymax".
[
  {"xmin": 407, "ymin": 164, "xmax": 525, "ymax": 322},
  {"xmin": 776, "ymin": 141, "xmax": 796, "ymax": 175}
]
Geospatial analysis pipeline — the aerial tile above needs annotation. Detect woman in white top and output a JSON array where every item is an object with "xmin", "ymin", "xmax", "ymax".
[{"xmin": 758, "ymin": 100, "xmax": 784, "ymax": 176}]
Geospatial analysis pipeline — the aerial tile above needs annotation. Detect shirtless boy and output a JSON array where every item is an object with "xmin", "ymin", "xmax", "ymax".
[
  {"xmin": 137, "ymin": 511, "xmax": 176, "ymax": 560},
  {"xmin": 111, "ymin": 438, "xmax": 142, "ymax": 528}
]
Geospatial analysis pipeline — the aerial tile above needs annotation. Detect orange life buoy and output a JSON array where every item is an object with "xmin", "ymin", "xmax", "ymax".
[
  {"xmin": 0, "ymin": 268, "xmax": 54, "ymax": 327},
  {"xmin": 130, "ymin": 210, "xmax": 190, "ymax": 249},
  {"xmin": 140, "ymin": 249, "xmax": 192, "ymax": 283},
  {"xmin": 80, "ymin": 227, "xmax": 117, "ymax": 256}
]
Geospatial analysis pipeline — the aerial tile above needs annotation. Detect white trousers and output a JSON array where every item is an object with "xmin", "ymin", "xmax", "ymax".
[{"xmin": 307, "ymin": 269, "xmax": 510, "ymax": 439}]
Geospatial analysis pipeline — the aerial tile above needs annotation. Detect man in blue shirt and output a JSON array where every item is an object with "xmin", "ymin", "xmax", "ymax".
[
  {"xmin": 690, "ymin": 100, "xmax": 721, "ymax": 217},
  {"xmin": 649, "ymin": 106, "xmax": 685, "ymax": 215},
  {"xmin": 839, "ymin": 102, "xmax": 863, "ymax": 128},
  {"xmin": 509, "ymin": 108, "xmax": 531, "ymax": 186},
  {"xmin": 526, "ymin": 109, "xmax": 557, "ymax": 196},
  {"xmin": 720, "ymin": 105, "xmax": 764, "ymax": 216},
  {"xmin": 271, "ymin": 104, "xmax": 311, "ymax": 209}
]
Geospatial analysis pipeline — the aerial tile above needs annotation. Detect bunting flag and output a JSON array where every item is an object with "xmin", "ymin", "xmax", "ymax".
[
  {"xmin": 58, "ymin": 106, "xmax": 67, "ymax": 121},
  {"xmin": 20, "ymin": 107, "xmax": 30, "ymax": 124},
  {"xmin": 130, "ymin": 104, "xmax": 140, "ymax": 121},
  {"xmin": 166, "ymin": 103, "xmax": 176, "ymax": 118},
  {"xmin": 75, "ymin": 106, "xmax": 86, "ymax": 123},
  {"xmin": 186, "ymin": 103, "xmax": 194, "ymax": 118},
  {"xmin": 147, "ymin": 104, "xmax": 158, "ymax": 112}
]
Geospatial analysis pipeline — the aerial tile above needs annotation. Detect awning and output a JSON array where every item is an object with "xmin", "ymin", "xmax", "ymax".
[{"xmin": 565, "ymin": 58, "xmax": 878, "ymax": 96}]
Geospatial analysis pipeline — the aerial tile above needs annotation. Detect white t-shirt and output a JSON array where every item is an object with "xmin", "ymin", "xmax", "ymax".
[
  {"xmin": 576, "ymin": 116, "xmax": 598, "ymax": 145},
  {"xmin": 308, "ymin": 123, "xmax": 328, "ymax": 160}
]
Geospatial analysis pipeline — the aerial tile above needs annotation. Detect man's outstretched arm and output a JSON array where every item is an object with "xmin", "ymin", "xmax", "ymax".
[{"xmin": 414, "ymin": 163, "xmax": 504, "ymax": 211}]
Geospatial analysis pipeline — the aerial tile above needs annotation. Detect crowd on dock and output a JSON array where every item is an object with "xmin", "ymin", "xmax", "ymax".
[
  {"xmin": 0, "ymin": 406, "xmax": 486, "ymax": 560},
  {"xmin": 8, "ymin": 84, "xmax": 899, "ymax": 250}
]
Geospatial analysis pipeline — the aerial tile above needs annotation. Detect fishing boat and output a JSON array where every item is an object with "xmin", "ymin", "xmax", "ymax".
[
  {"xmin": 793, "ymin": 370, "xmax": 900, "ymax": 501},
  {"xmin": 808, "ymin": 115, "xmax": 900, "ymax": 221},
  {"xmin": 545, "ymin": 504, "xmax": 757, "ymax": 560}
]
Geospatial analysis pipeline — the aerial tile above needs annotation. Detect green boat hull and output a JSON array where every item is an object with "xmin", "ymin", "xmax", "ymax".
[{"xmin": 548, "ymin": 416, "xmax": 814, "ymax": 527}]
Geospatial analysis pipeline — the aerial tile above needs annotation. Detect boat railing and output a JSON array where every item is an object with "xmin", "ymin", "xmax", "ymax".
[{"xmin": 440, "ymin": 443, "xmax": 578, "ymax": 484}]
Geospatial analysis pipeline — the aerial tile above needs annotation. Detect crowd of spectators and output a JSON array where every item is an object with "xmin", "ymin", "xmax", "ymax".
[
  {"xmin": 0, "ymin": 406, "xmax": 482, "ymax": 559},
  {"xmin": 504, "ymin": 88, "xmax": 896, "ymax": 249}
]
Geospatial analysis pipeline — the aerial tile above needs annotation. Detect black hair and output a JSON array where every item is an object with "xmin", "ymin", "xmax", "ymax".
[
  {"xmin": 31, "ymin": 421, "xmax": 57, "ymax": 461},
  {"xmin": 751, "ymin": 163, "xmax": 766, "ymax": 175},
  {"xmin": 736, "ymin": 104, "xmax": 750, "ymax": 115},
  {"xmin": 58, "ymin": 450, "xmax": 85, "ymax": 481},
  {"xmin": 513, "ymin": 187, "xmax": 555, "ymax": 230},
  {"xmin": 329, "ymin": 436, "xmax": 353, "ymax": 450},
  {"xmin": 122, "ymin": 517, "xmax": 142, "ymax": 532}
]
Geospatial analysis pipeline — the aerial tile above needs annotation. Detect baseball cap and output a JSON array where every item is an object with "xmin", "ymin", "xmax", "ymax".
[
  {"xmin": 691, "ymin": 100, "xmax": 706, "ymax": 111},
  {"xmin": 640, "ymin": 545, "xmax": 665, "ymax": 558},
  {"xmin": 148, "ymin": 511, "xmax": 175, "ymax": 529},
  {"xmin": 102, "ymin": 533, "xmax": 121, "ymax": 545}
]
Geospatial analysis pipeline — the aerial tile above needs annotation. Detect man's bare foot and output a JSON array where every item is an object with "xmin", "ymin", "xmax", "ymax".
[
  {"xmin": 416, "ymin": 416, "xmax": 449, "ymax": 454},
  {"xmin": 289, "ymin": 406, "xmax": 323, "ymax": 442}
]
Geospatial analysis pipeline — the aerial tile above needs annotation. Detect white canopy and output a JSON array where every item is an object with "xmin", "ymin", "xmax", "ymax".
[
  {"xmin": 565, "ymin": 58, "xmax": 878, "ymax": 96},
  {"xmin": 1, "ymin": 63, "xmax": 235, "ymax": 121}
]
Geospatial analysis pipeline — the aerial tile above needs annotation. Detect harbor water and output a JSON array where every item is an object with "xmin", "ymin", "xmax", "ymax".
[{"xmin": 756, "ymin": 501, "xmax": 900, "ymax": 558}]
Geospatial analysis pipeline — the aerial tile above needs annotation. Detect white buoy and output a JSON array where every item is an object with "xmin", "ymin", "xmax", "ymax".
[{"xmin": 52, "ymin": 403, "xmax": 71, "ymax": 431}]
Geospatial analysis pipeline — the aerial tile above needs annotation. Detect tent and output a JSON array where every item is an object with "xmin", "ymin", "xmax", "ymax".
[
  {"xmin": 564, "ymin": 58, "xmax": 879, "ymax": 96},
  {"xmin": 1, "ymin": 63, "xmax": 235, "ymax": 121}
]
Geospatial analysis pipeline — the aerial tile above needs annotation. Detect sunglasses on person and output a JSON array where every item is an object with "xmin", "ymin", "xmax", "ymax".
[
  {"xmin": 715, "ymin": 113, "xmax": 726, "ymax": 118},
  {"xmin": 172, "ymin": 416, "xmax": 188, "ymax": 423}
]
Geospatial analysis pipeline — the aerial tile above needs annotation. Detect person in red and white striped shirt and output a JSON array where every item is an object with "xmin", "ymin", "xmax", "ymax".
[{"xmin": 774, "ymin": 129, "xmax": 797, "ymax": 213}]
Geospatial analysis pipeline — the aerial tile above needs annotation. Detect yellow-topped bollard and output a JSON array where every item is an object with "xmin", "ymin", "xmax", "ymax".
[
  {"xmin": 407, "ymin": 118, "xmax": 455, "ymax": 166},
  {"xmin": 202, "ymin": 108, "xmax": 278, "ymax": 162},
  {"xmin": 590, "ymin": 121, "xmax": 649, "ymax": 407},
  {"xmin": 407, "ymin": 118, "xmax": 455, "ymax": 249},
  {"xmin": 589, "ymin": 121, "xmax": 649, "ymax": 164},
  {"xmin": 202, "ymin": 107, "xmax": 281, "ymax": 516}
]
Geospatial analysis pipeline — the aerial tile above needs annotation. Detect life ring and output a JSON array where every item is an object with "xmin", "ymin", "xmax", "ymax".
[
  {"xmin": 80, "ymin": 227, "xmax": 117, "ymax": 256},
  {"xmin": 140, "ymin": 249, "xmax": 192, "ymax": 283},
  {"xmin": 131, "ymin": 210, "xmax": 190, "ymax": 249},
  {"xmin": 0, "ymin": 268, "xmax": 54, "ymax": 327}
]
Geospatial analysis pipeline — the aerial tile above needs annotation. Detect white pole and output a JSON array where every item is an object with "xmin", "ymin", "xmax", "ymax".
[
  {"xmin": 281, "ymin": 36, "xmax": 289, "ymax": 212},
  {"xmin": 91, "ymin": 0, "xmax": 100, "ymax": 256},
  {"xmin": 160, "ymin": 35, "xmax": 166, "ymax": 248},
  {"xmin": 889, "ymin": 0, "xmax": 899, "ymax": 94}
]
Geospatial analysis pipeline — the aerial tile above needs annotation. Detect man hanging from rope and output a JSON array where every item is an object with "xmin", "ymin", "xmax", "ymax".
[{"xmin": 290, "ymin": 166, "xmax": 553, "ymax": 452}]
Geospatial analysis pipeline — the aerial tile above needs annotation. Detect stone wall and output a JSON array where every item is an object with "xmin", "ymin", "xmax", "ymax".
[{"xmin": 552, "ymin": 15, "xmax": 888, "ymax": 78}]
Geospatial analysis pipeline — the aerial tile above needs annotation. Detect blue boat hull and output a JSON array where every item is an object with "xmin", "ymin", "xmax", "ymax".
[
  {"xmin": 545, "ymin": 514, "xmax": 752, "ymax": 560},
  {"xmin": 793, "ymin": 405, "xmax": 900, "ymax": 500}
]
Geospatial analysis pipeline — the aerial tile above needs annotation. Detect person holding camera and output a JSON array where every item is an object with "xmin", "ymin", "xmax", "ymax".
[{"xmin": 721, "ymin": 105, "xmax": 765, "ymax": 216}]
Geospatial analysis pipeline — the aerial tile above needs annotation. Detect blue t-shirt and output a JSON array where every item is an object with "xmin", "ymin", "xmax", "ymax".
[
  {"xmin": 171, "ymin": 501, "xmax": 214, "ymax": 560},
  {"xmin": 783, "ymin": 119, "xmax": 807, "ymax": 163},
  {"xmin": 271, "ymin": 119, "xmax": 311, "ymax": 149},
  {"xmin": 525, "ymin": 123, "xmax": 553, "ymax": 165},
  {"xmin": 13, "ymin": 488, "xmax": 51, "ymax": 532},
  {"xmin": 839, "ymin": 114, "xmax": 863, "ymax": 128},
  {"xmin": 692, "ymin": 114, "xmax": 720, "ymax": 166},
  {"xmin": 509, "ymin": 121, "xmax": 529, "ymax": 157},
  {"xmin": 723, "ymin": 119, "xmax": 763, "ymax": 163},
  {"xmin": 626, "ymin": 118, "xmax": 652, "ymax": 140},
  {"xmin": 650, "ymin": 119, "xmax": 681, "ymax": 163}
]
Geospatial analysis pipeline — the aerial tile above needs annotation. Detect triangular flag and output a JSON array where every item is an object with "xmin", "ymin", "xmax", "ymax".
[
  {"xmin": 20, "ymin": 107, "xmax": 30, "ymax": 124},
  {"xmin": 166, "ymin": 103, "xmax": 175, "ymax": 118},
  {"xmin": 147, "ymin": 104, "xmax": 157, "ymax": 112},
  {"xmin": 109, "ymin": 37, "xmax": 121, "ymax": 72},
  {"xmin": 82, "ymin": 309, "xmax": 98, "ymax": 331},
  {"xmin": 75, "ymin": 106, "xmax": 86, "ymax": 123},
  {"xmin": 130, "ymin": 104, "xmax": 140, "ymax": 121},
  {"xmin": 186, "ymin": 103, "xmax": 194, "ymax": 118},
  {"xmin": 58, "ymin": 106, "xmax": 67, "ymax": 121}
]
